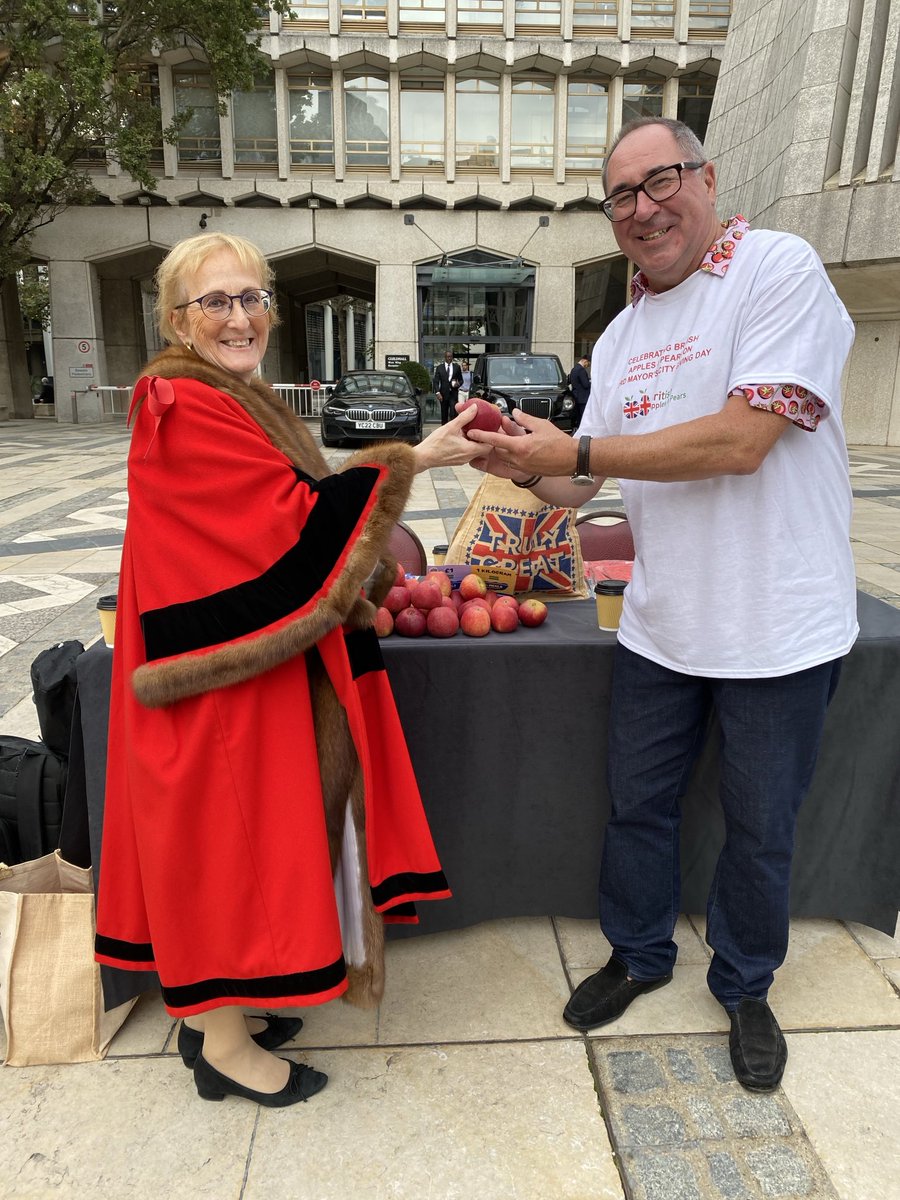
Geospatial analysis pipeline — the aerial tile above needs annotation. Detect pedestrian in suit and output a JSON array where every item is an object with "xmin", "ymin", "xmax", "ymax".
[
  {"xmin": 568, "ymin": 355, "xmax": 591, "ymax": 430},
  {"xmin": 433, "ymin": 350, "xmax": 463, "ymax": 425}
]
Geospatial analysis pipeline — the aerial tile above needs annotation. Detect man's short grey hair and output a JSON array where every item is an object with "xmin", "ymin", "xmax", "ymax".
[{"xmin": 602, "ymin": 117, "xmax": 707, "ymax": 192}]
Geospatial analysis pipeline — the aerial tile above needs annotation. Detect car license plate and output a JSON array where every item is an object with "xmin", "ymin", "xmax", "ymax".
[{"xmin": 355, "ymin": 420, "xmax": 386, "ymax": 430}]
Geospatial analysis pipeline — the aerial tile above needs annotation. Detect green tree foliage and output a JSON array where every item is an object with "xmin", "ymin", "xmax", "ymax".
[{"xmin": 0, "ymin": 0, "xmax": 288, "ymax": 277}]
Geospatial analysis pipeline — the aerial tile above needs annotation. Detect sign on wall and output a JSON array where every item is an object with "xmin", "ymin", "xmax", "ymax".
[{"xmin": 385, "ymin": 355, "xmax": 410, "ymax": 369}]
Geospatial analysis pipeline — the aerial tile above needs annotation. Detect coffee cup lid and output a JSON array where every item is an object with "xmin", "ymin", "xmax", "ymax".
[
  {"xmin": 594, "ymin": 579, "xmax": 627, "ymax": 596},
  {"xmin": 96, "ymin": 594, "xmax": 118, "ymax": 610}
]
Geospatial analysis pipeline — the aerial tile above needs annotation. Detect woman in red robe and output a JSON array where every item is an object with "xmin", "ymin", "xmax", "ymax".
[{"xmin": 94, "ymin": 232, "xmax": 480, "ymax": 1107}]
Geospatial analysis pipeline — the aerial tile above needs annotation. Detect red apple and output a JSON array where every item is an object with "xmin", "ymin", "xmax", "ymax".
[
  {"xmin": 426, "ymin": 607, "xmax": 459, "ymax": 638},
  {"xmin": 518, "ymin": 598, "xmax": 548, "ymax": 627},
  {"xmin": 409, "ymin": 580, "xmax": 443, "ymax": 611},
  {"xmin": 459, "ymin": 572, "xmax": 487, "ymax": 601},
  {"xmin": 394, "ymin": 606, "xmax": 427, "ymax": 637},
  {"xmin": 460, "ymin": 397, "xmax": 502, "ymax": 440},
  {"xmin": 425, "ymin": 570, "xmax": 452, "ymax": 598},
  {"xmin": 373, "ymin": 607, "xmax": 394, "ymax": 637},
  {"xmin": 460, "ymin": 597, "xmax": 491, "ymax": 616},
  {"xmin": 449, "ymin": 591, "xmax": 464, "ymax": 611},
  {"xmin": 460, "ymin": 606, "xmax": 492, "ymax": 637},
  {"xmin": 440, "ymin": 595, "xmax": 456, "ymax": 610},
  {"xmin": 393, "ymin": 561, "xmax": 406, "ymax": 587},
  {"xmin": 384, "ymin": 584, "xmax": 411, "ymax": 615},
  {"xmin": 490, "ymin": 603, "xmax": 519, "ymax": 633},
  {"xmin": 493, "ymin": 595, "xmax": 519, "ymax": 613}
]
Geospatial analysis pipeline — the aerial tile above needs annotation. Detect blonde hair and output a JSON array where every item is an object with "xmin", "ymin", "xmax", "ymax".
[{"xmin": 154, "ymin": 232, "xmax": 279, "ymax": 344}]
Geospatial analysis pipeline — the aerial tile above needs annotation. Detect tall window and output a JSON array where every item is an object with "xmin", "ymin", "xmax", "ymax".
[
  {"xmin": 345, "ymin": 75, "xmax": 389, "ymax": 168},
  {"xmin": 515, "ymin": 0, "xmax": 561, "ymax": 33},
  {"xmin": 622, "ymin": 75, "xmax": 664, "ymax": 124},
  {"xmin": 689, "ymin": 0, "xmax": 730, "ymax": 35},
  {"xmin": 457, "ymin": 0, "xmax": 504, "ymax": 32},
  {"xmin": 134, "ymin": 67, "xmax": 164, "ymax": 165},
  {"xmin": 232, "ymin": 76, "xmax": 278, "ymax": 167},
  {"xmin": 401, "ymin": 73, "xmax": 445, "ymax": 169},
  {"xmin": 399, "ymin": 0, "xmax": 445, "ymax": 28},
  {"xmin": 456, "ymin": 76, "xmax": 500, "ymax": 171},
  {"xmin": 572, "ymin": 0, "xmax": 617, "ymax": 36},
  {"xmin": 566, "ymin": 79, "xmax": 608, "ymax": 173},
  {"xmin": 288, "ymin": 74, "xmax": 334, "ymax": 166},
  {"xmin": 511, "ymin": 76, "xmax": 555, "ymax": 171},
  {"xmin": 173, "ymin": 68, "xmax": 221, "ymax": 166},
  {"xmin": 630, "ymin": 0, "xmax": 675, "ymax": 34},
  {"xmin": 677, "ymin": 75, "xmax": 716, "ymax": 142}
]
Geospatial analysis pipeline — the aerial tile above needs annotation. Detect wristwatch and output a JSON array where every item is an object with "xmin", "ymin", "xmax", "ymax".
[{"xmin": 570, "ymin": 434, "xmax": 595, "ymax": 486}]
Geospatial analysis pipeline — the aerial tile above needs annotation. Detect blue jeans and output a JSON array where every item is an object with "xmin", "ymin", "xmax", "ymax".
[{"xmin": 599, "ymin": 645, "xmax": 843, "ymax": 1009}]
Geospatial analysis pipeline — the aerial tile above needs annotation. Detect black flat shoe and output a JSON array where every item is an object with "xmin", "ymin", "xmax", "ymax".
[
  {"xmin": 193, "ymin": 1053, "xmax": 328, "ymax": 1106},
  {"xmin": 178, "ymin": 1013, "xmax": 304, "ymax": 1069},
  {"xmin": 563, "ymin": 956, "xmax": 672, "ymax": 1031},
  {"xmin": 728, "ymin": 997, "xmax": 787, "ymax": 1092}
]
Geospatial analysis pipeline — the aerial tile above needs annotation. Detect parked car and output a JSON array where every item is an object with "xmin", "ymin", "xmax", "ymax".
[
  {"xmin": 319, "ymin": 370, "xmax": 425, "ymax": 447},
  {"xmin": 470, "ymin": 353, "xmax": 576, "ymax": 431}
]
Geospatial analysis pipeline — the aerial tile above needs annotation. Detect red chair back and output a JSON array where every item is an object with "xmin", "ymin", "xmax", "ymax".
[
  {"xmin": 574, "ymin": 511, "xmax": 635, "ymax": 561},
  {"xmin": 387, "ymin": 521, "xmax": 428, "ymax": 575}
]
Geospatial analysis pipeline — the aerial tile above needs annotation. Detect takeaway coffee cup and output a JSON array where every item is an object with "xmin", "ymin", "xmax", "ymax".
[
  {"xmin": 97, "ymin": 594, "xmax": 117, "ymax": 647},
  {"xmin": 594, "ymin": 580, "xmax": 627, "ymax": 631},
  {"xmin": 432, "ymin": 544, "xmax": 449, "ymax": 566}
]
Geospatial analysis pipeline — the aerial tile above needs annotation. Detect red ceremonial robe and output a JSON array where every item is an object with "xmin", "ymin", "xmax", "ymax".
[{"xmin": 94, "ymin": 348, "xmax": 449, "ymax": 1018}]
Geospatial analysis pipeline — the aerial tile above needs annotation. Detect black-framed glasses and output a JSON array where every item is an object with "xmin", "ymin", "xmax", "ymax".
[
  {"xmin": 173, "ymin": 289, "xmax": 273, "ymax": 319},
  {"xmin": 601, "ymin": 161, "xmax": 706, "ymax": 222}
]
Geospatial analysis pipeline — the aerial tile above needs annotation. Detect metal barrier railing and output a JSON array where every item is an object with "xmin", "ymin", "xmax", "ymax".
[
  {"xmin": 271, "ymin": 384, "xmax": 329, "ymax": 418},
  {"xmin": 88, "ymin": 385, "xmax": 133, "ymax": 417},
  {"xmin": 65, "ymin": 382, "xmax": 330, "ymax": 423}
]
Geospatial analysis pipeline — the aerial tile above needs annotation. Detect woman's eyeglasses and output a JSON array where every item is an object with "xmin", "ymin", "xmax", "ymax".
[{"xmin": 174, "ymin": 289, "xmax": 273, "ymax": 319}]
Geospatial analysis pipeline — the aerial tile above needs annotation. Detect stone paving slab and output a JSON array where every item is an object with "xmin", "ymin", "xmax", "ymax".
[{"xmin": 591, "ymin": 1035, "xmax": 839, "ymax": 1199}]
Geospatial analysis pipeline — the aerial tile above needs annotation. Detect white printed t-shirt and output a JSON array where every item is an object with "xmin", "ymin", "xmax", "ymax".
[{"xmin": 578, "ymin": 224, "xmax": 858, "ymax": 678}]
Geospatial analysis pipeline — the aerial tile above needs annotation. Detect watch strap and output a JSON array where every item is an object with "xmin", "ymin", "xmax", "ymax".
[{"xmin": 571, "ymin": 435, "xmax": 594, "ymax": 484}]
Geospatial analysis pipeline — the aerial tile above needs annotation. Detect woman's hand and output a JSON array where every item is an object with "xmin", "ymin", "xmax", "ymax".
[{"xmin": 412, "ymin": 405, "xmax": 485, "ymax": 472}]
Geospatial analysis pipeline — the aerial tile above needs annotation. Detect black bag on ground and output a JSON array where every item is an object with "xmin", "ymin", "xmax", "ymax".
[
  {"xmin": 31, "ymin": 640, "xmax": 84, "ymax": 757},
  {"xmin": 0, "ymin": 736, "xmax": 68, "ymax": 865}
]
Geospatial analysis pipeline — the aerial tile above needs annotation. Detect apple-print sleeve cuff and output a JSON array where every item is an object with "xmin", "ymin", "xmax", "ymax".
[{"xmin": 730, "ymin": 384, "xmax": 828, "ymax": 432}]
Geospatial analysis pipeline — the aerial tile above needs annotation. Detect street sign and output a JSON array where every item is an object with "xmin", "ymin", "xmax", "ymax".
[{"xmin": 310, "ymin": 379, "xmax": 322, "ymax": 389}]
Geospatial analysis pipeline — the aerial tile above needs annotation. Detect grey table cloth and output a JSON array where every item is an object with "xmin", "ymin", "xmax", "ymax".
[{"xmin": 76, "ymin": 590, "xmax": 900, "ymax": 1006}]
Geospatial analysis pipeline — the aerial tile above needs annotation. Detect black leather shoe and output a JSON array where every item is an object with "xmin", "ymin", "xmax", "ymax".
[
  {"xmin": 728, "ymin": 998, "xmax": 787, "ymax": 1092},
  {"xmin": 563, "ymin": 956, "xmax": 672, "ymax": 1031},
  {"xmin": 193, "ymin": 1054, "xmax": 328, "ymax": 1106},
  {"xmin": 178, "ymin": 1013, "xmax": 304, "ymax": 1069}
]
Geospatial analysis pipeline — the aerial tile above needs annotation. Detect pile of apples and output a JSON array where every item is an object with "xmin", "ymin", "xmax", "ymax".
[{"xmin": 375, "ymin": 565, "xmax": 548, "ymax": 639}]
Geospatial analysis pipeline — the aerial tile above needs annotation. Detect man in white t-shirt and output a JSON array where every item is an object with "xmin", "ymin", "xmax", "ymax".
[{"xmin": 466, "ymin": 117, "xmax": 857, "ymax": 1094}]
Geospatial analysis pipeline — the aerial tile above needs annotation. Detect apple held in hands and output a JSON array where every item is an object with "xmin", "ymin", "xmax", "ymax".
[{"xmin": 459, "ymin": 397, "xmax": 503, "ymax": 440}]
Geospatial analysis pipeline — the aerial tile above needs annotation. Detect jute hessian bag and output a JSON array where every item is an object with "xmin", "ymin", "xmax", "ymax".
[
  {"xmin": 0, "ymin": 850, "xmax": 136, "ymax": 1065},
  {"xmin": 446, "ymin": 474, "xmax": 589, "ymax": 599}
]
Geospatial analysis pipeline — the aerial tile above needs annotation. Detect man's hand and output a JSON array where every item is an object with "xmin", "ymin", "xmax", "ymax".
[{"xmin": 466, "ymin": 409, "xmax": 579, "ymax": 479}]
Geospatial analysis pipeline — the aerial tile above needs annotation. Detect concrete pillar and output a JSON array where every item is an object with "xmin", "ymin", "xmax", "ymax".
[
  {"xmin": 48, "ymin": 260, "xmax": 110, "ymax": 423},
  {"xmin": 324, "ymin": 301, "xmax": 335, "ymax": 379},
  {"xmin": 158, "ymin": 64, "xmax": 178, "ymax": 179},
  {"xmin": 346, "ymin": 304, "xmax": 356, "ymax": 369}
]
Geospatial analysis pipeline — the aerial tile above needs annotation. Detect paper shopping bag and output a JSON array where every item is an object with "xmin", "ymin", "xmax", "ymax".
[
  {"xmin": 0, "ymin": 850, "xmax": 136, "ymax": 1065},
  {"xmin": 447, "ymin": 474, "xmax": 589, "ymax": 598}
]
